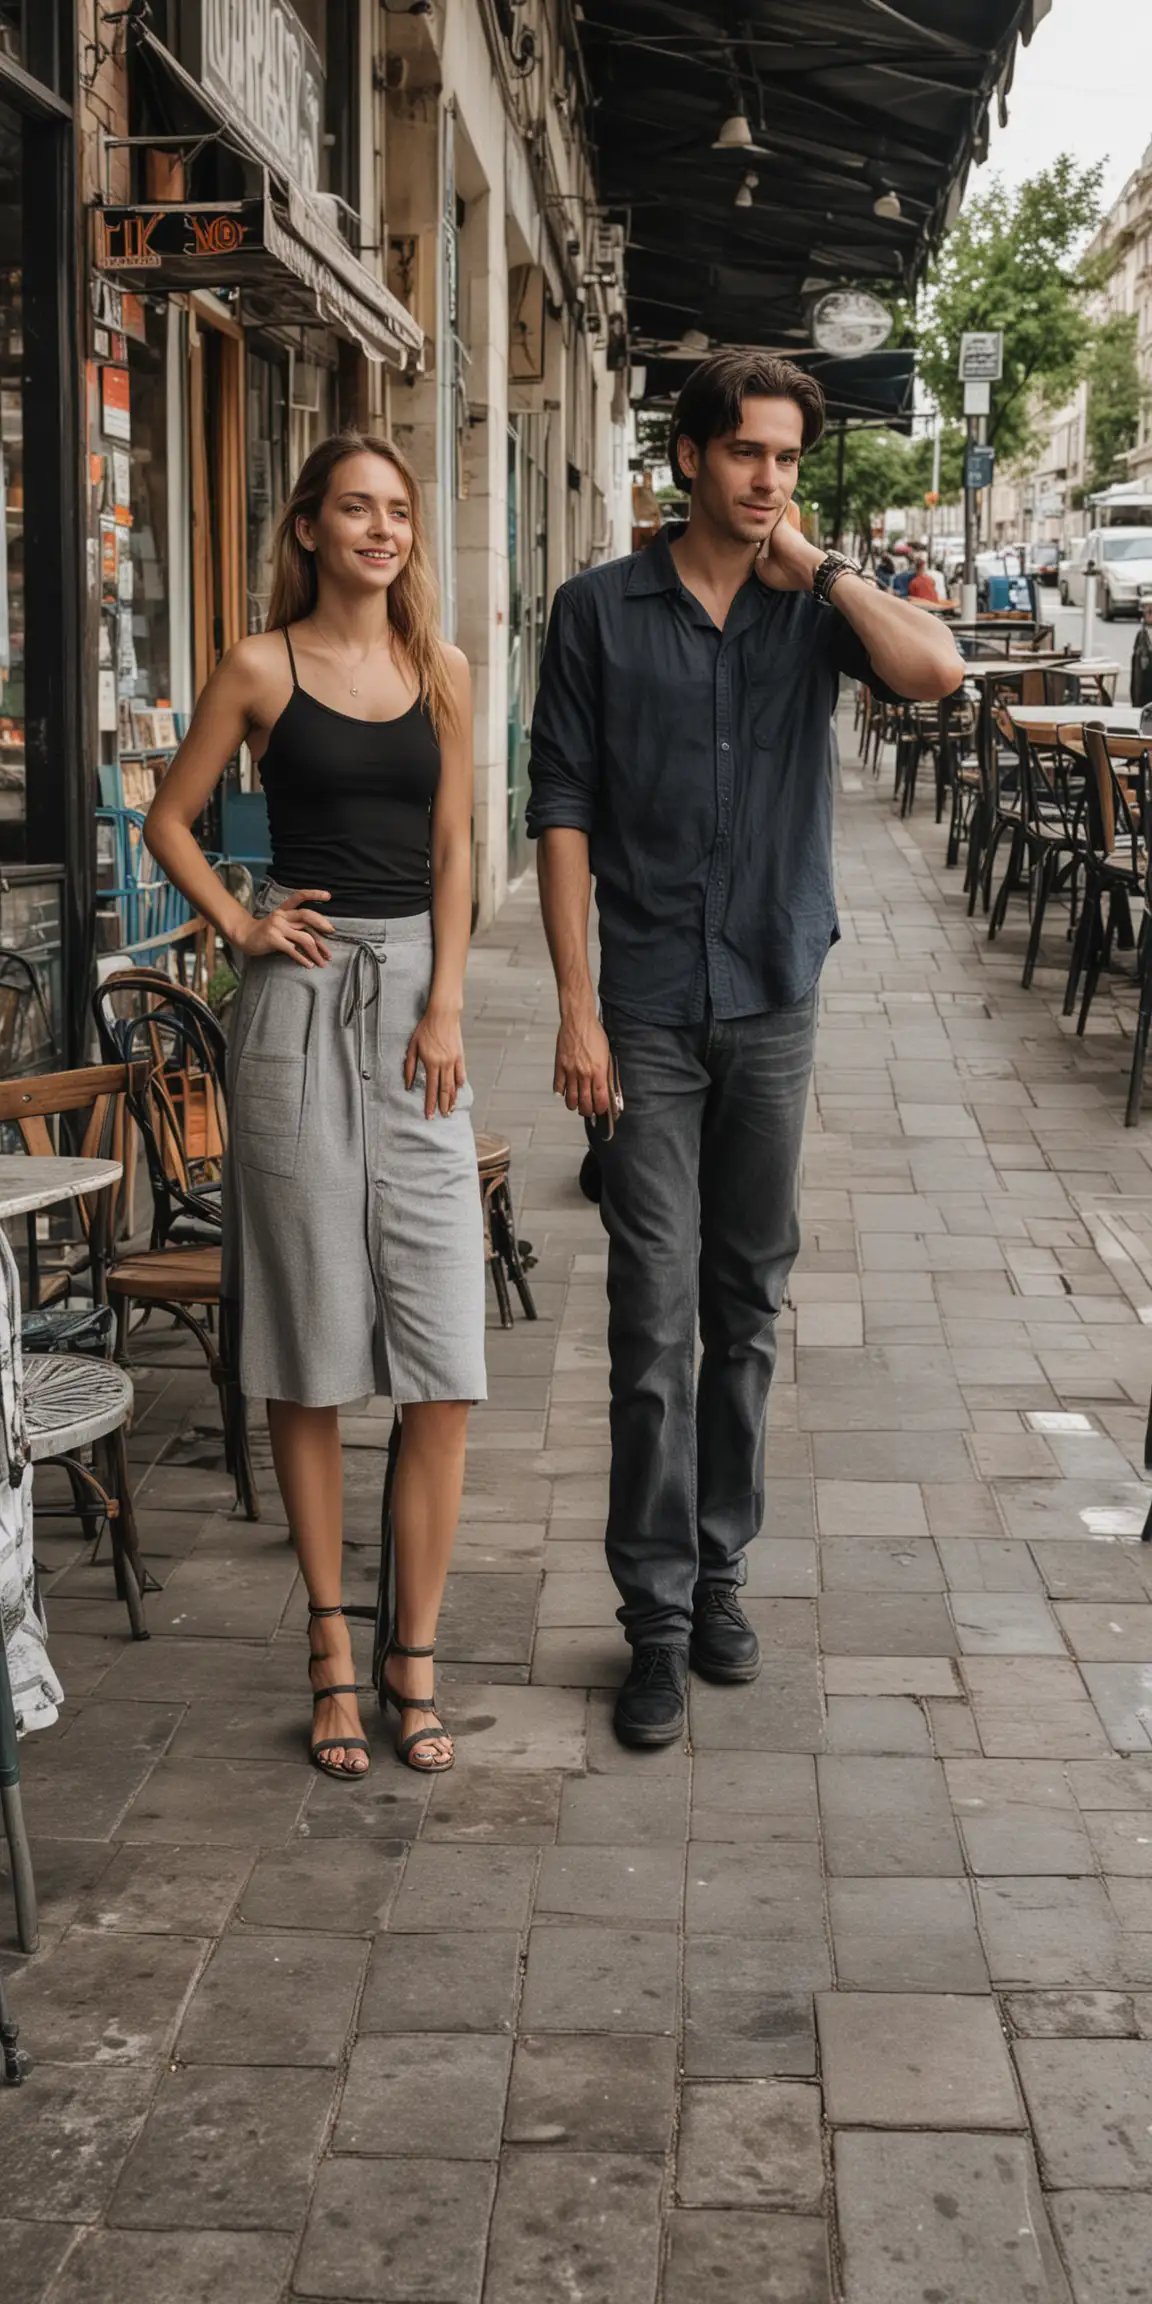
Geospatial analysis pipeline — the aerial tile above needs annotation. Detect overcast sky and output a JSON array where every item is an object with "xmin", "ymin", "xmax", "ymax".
[{"xmin": 981, "ymin": 0, "xmax": 1149, "ymax": 210}]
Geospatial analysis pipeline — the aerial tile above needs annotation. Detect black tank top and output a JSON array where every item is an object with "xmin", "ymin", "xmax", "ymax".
[{"xmin": 257, "ymin": 629, "xmax": 441, "ymax": 917}]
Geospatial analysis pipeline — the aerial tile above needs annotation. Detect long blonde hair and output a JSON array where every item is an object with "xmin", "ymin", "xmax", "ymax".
[{"xmin": 266, "ymin": 431, "xmax": 457, "ymax": 735}]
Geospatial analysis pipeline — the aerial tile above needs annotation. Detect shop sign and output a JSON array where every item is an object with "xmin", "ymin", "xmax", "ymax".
[
  {"xmin": 94, "ymin": 204, "xmax": 259, "ymax": 272},
  {"xmin": 188, "ymin": 0, "xmax": 322, "ymax": 195},
  {"xmin": 958, "ymin": 331, "xmax": 1003, "ymax": 382}
]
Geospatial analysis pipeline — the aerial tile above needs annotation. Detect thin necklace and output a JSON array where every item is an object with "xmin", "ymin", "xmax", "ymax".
[{"xmin": 307, "ymin": 617, "xmax": 388, "ymax": 699}]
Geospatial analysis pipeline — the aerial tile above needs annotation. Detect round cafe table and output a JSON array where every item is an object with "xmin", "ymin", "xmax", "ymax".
[{"xmin": 0, "ymin": 1153, "xmax": 123, "ymax": 1992}]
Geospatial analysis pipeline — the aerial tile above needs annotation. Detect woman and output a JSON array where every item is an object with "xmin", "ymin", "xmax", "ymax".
[{"xmin": 145, "ymin": 431, "xmax": 485, "ymax": 1777}]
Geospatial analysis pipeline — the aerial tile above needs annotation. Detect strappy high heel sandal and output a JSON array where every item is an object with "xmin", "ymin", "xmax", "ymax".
[
  {"xmin": 307, "ymin": 1604, "xmax": 372, "ymax": 1779},
  {"xmin": 381, "ymin": 1640, "xmax": 454, "ymax": 1773}
]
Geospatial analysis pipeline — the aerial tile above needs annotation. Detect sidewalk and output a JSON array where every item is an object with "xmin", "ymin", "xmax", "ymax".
[{"xmin": 6, "ymin": 709, "xmax": 1152, "ymax": 2303}]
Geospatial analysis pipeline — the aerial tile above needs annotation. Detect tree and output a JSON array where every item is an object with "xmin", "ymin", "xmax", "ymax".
[
  {"xmin": 916, "ymin": 156, "xmax": 1105, "ymax": 467},
  {"xmin": 1084, "ymin": 312, "xmax": 1144, "ymax": 489},
  {"xmin": 796, "ymin": 429, "xmax": 915, "ymax": 555}
]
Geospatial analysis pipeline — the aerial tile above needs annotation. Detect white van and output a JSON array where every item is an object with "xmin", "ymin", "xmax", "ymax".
[{"xmin": 1063, "ymin": 528, "xmax": 1152, "ymax": 618}]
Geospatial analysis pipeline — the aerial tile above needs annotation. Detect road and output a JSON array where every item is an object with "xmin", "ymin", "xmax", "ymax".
[{"xmin": 1044, "ymin": 585, "xmax": 1137, "ymax": 700}]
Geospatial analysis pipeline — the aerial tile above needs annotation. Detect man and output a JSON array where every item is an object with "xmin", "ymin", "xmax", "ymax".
[
  {"xmin": 1131, "ymin": 598, "xmax": 1152, "ymax": 710},
  {"xmin": 907, "ymin": 551, "xmax": 938, "ymax": 602},
  {"xmin": 527, "ymin": 350, "xmax": 961, "ymax": 1748}
]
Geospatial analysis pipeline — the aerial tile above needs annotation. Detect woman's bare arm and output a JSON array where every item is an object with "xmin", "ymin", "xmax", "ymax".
[
  {"xmin": 144, "ymin": 638, "xmax": 332, "ymax": 968},
  {"xmin": 405, "ymin": 647, "xmax": 474, "ymax": 1116}
]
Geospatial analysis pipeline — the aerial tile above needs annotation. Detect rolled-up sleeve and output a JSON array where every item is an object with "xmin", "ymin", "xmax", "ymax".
[{"xmin": 526, "ymin": 582, "xmax": 600, "ymax": 838}]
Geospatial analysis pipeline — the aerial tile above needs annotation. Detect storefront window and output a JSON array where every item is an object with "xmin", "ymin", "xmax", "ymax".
[
  {"xmin": 0, "ymin": 5, "xmax": 22, "ymax": 66},
  {"xmin": 0, "ymin": 99, "xmax": 23, "ymax": 843},
  {"xmin": 127, "ymin": 308, "xmax": 173, "ymax": 716},
  {"xmin": 246, "ymin": 345, "xmax": 289, "ymax": 632}
]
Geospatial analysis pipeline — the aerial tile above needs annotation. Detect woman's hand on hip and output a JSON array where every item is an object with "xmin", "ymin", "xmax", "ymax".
[
  {"xmin": 406, "ymin": 1003, "xmax": 466, "ymax": 1117},
  {"xmin": 235, "ymin": 890, "xmax": 332, "ymax": 967}
]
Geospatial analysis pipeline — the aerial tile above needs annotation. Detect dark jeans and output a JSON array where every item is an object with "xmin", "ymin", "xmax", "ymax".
[{"xmin": 596, "ymin": 994, "xmax": 817, "ymax": 1647}]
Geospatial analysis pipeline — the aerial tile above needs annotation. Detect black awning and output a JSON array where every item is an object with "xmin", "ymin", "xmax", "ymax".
[
  {"xmin": 578, "ymin": 1, "xmax": 1047, "ymax": 365},
  {"xmin": 637, "ymin": 347, "xmax": 916, "ymax": 430}
]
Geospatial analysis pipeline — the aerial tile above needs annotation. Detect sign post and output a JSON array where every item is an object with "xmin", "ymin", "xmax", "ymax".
[{"xmin": 959, "ymin": 333, "xmax": 1002, "ymax": 621}]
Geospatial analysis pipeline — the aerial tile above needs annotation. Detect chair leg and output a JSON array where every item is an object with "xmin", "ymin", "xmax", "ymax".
[
  {"xmin": 217, "ymin": 1298, "xmax": 260, "ymax": 1523},
  {"xmin": 488, "ymin": 1248, "xmax": 513, "ymax": 1331},
  {"xmin": 1063, "ymin": 886, "xmax": 1097, "ymax": 1016},
  {"xmin": 1077, "ymin": 895, "xmax": 1110, "ymax": 1036},
  {"xmin": 100, "ymin": 1424, "xmax": 149, "ymax": 1639},
  {"xmin": 0, "ymin": 1630, "xmax": 38, "ymax": 1957},
  {"xmin": 491, "ymin": 1179, "xmax": 539, "ymax": 1321},
  {"xmin": 1022, "ymin": 849, "xmax": 1055, "ymax": 989},
  {"xmin": 1126, "ymin": 953, "xmax": 1152, "ymax": 1127},
  {"xmin": 987, "ymin": 825, "xmax": 1022, "ymax": 940}
]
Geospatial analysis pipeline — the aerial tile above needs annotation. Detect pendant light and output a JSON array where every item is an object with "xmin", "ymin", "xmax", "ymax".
[{"xmin": 713, "ymin": 105, "xmax": 753, "ymax": 151}]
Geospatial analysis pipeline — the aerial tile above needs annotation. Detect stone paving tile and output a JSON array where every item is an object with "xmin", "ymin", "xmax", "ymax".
[
  {"xmin": 296, "ymin": 2158, "xmax": 496, "ymax": 2302},
  {"xmin": 1017, "ymin": 2039, "xmax": 1152, "ymax": 2187},
  {"xmin": 359, "ymin": 1931, "xmax": 522, "ymax": 2034},
  {"xmin": 0, "ymin": 2066, "xmax": 155, "ymax": 2221},
  {"xmin": 8, "ymin": 1926, "xmax": 206, "ymax": 2065},
  {"xmin": 818, "ymin": 1992, "xmax": 1022, "ymax": 2126},
  {"xmin": 818, "ymin": 1756, "xmax": 964, "ymax": 1876},
  {"xmin": 514, "ymin": 1923, "xmax": 679, "ymax": 2046},
  {"xmin": 0, "ymin": 2222, "xmax": 74, "ymax": 2304},
  {"xmin": 828, "ymin": 1877, "xmax": 988, "ymax": 1993},
  {"xmin": 677, "ymin": 2081, "xmax": 824, "ymax": 2210},
  {"xmin": 661, "ymin": 2212, "xmax": 833, "ymax": 2304},
  {"xmin": 45, "ymin": 2230, "xmax": 295, "ymax": 2304},
  {"xmin": 834, "ymin": 2130, "xmax": 1070, "ymax": 2304},
  {"xmin": 975, "ymin": 1877, "xmax": 1127, "ymax": 1989},
  {"xmin": 504, "ymin": 2032, "xmax": 676, "ymax": 2150},
  {"xmin": 1003, "ymin": 1989, "xmax": 1137, "ymax": 2039},
  {"xmin": 482, "ymin": 2151, "xmax": 662, "ymax": 2304},
  {"xmin": 335, "ymin": 2032, "xmax": 512, "ymax": 2157},
  {"xmin": 177, "ymin": 1928, "xmax": 366, "ymax": 2065},
  {"xmin": 1048, "ymin": 2191, "xmax": 1152, "ymax": 2303},
  {"xmin": 110, "ymin": 2064, "xmax": 336, "ymax": 2229}
]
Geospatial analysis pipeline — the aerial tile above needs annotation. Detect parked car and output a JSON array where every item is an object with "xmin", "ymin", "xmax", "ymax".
[
  {"xmin": 1058, "ymin": 537, "xmax": 1088, "ymax": 606},
  {"xmin": 1023, "ymin": 541, "xmax": 1059, "ymax": 583},
  {"xmin": 1062, "ymin": 528, "xmax": 1152, "ymax": 618}
]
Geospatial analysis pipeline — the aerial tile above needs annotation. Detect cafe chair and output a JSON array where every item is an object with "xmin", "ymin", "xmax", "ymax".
[
  {"xmin": 0, "ymin": 1062, "xmax": 158, "ymax": 1637},
  {"xmin": 475, "ymin": 1131, "xmax": 538, "ymax": 1328},
  {"xmin": 1064, "ymin": 724, "xmax": 1146, "ymax": 1041},
  {"xmin": 92, "ymin": 972, "xmax": 227, "ymax": 1247}
]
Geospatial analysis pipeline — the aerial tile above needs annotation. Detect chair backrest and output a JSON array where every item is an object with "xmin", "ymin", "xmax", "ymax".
[
  {"xmin": 1080, "ymin": 722, "xmax": 1139, "ymax": 866},
  {"xmin": 0, "ymin": 1058, "xmax": 149, "ymax": 1262},
  {"xmin": 91, "ymin": 973, "xmax": 228, "ymax": 1247},
  {"xmin": 0, "ymin": 948, "xmax": 59, "ymax": 1078}
]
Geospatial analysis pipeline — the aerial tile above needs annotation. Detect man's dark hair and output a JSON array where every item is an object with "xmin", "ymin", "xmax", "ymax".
[{"xmin": 668, "ymin": 350, "xmax": 826, "ymax": 487}]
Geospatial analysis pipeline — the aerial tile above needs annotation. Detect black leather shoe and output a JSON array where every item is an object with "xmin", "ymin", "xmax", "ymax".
[
  {"xmin": 613, "ymin": 1644, "xmax": 688, "ymax": 1748},
  {"xmin": 690, "ymin": 1585, "xmax": 762, "ymax": 1683}
]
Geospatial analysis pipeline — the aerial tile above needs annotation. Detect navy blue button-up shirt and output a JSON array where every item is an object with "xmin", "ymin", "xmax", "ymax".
[{"xmin": 527, "ymin": 522, "xmax": 902, "ymax": 1024}]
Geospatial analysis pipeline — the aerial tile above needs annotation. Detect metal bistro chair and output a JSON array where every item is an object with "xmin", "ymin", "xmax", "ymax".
[
  {"xmin": 475, "ymin": 1131, "xmax": 538, "ymax": 1329},
  {"xmin": 0, "ymin": 1062, "xmax": 154, "ymax": 1640},
  {"xmin": 91, "ymin": 980, "xmax": 256, "ymax": 1521},
  {"xmin": 987, "ymin": 721, "xmax": 1080, "ymax": 988},
  {"xmin": 93, "ymin": 972, "xmax": 227, "ymax": 1248},
  {"xmin": 1065, "ymin": 723, "xmax": 1148, "ymax": 1043}
]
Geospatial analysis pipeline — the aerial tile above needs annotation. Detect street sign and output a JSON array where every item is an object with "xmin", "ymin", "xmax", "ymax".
[
  {"xmin": 924, "ymin": 491, "xmax": 939, "ymax": 507},
  {"xmin": 962, "ymin": 378, "xmax": 991, "ymax": 417},
  {"xmin": 959, "ymin": 331, "xmax": 1003, "ymax": 382},
  {"xmin": 964, "ymin": 444, "xmax": 995, "ymax": 492}
]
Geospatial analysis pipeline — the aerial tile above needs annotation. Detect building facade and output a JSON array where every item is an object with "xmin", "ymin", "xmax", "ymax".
[
  {"xmin": 987, "ymin": 137, "xmax": 1152, "ymax": 549},
  {"xmin": 0, "ymin": 0, "xmax": 629, "ymax": 1063}
]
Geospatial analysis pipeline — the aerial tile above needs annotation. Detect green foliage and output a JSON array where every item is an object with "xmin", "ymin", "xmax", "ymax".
[
  {"xmin": 797, "ymin": 427, "xmax": 961, "ymax": 551},
  {"xmin": 916, "ymin": 155, "xmax": 1105, "ymax": 466},
  {"xmin": 1084, "ymin": 312, "xmax": 1144, "ymax": 488}
]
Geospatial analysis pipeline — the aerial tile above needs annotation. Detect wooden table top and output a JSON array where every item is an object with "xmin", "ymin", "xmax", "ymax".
[
  {"xmin": 0, "ymin": 1155, "xmax": 123, "ymax": 1222},
  {"xmin": 1008, "ymin": 705, "xmax": 1142, "ymax": 735}
]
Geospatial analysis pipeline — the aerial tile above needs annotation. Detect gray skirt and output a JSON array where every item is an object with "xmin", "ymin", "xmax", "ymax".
[{"xmin": 223, "ymin": 895, "xmax": 487, "ymax": 1408}]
